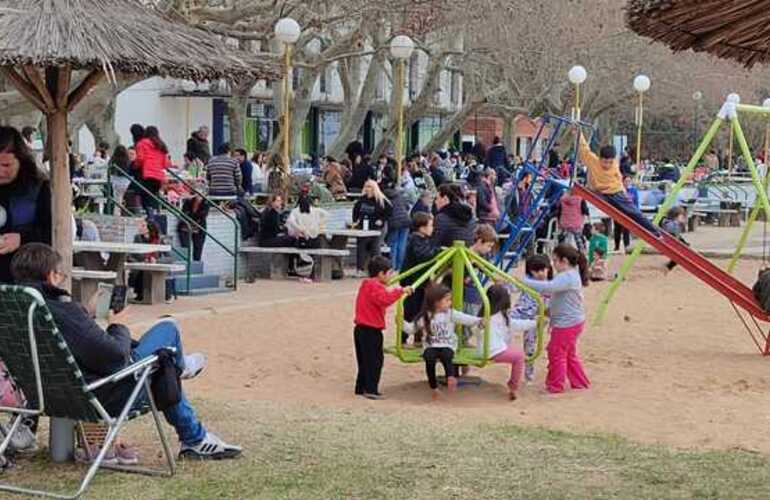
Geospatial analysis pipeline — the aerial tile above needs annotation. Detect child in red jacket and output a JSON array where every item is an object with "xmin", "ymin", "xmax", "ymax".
[{"xmin": 354, "ymin": 255, "xmax": 412, "ymax": 399}]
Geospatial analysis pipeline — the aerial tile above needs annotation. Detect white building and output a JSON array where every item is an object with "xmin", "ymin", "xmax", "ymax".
[{"xmin": 79, "ymin": 49, "xmax": 463, "ymax": 162}]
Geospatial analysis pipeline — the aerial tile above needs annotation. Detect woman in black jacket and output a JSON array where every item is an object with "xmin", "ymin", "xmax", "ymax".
[
  {"xmin": 352, "ymin": 180, "xmax": 391, "ymax": 275},
  {"xmin": 0, "ymin": 126, "xmax": 51, "ymax": 283},
  {"xmin": 432, "ymin": 183, "xmax": 475, "ymax": 248},
  {"xmin": 259, "ymin": 194, "xmax": 294, "ymax": 247}
]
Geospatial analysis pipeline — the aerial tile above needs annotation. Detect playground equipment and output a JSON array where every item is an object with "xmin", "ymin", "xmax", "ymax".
[
  {"xmin": 494, "ymin": 114, "xmax": 594, "ymax": 271},
  {"xmin": 385, "ymin": 241, "xmax": 547, "ymax": 368},
  {"xmin": 592, "ymin": 94, "xmax": 770, "ymax": 355}
]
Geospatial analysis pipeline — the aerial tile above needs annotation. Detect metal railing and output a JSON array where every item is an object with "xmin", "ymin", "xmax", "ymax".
[
  {"xmin": 106, "ymin": 168, "xmax": 196, "ymax": 294},
  {"xmin": 164, "ymin": 168, "xmax": 240, "ymax": 290}
]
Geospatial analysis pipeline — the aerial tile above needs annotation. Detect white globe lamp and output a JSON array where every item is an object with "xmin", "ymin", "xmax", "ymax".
[
  {"xmin": 390, "ymin": 35, "xmax": 415, "ymax": 60},
  {"xmin": 274, "ymin": 17, "xmax": 301, "ymax": 45},
  {"xmin": 568, "ymin": 65, "xmax": 587, "ymax": 85},
  {"xmin": 633, "ymin": 74, "xmax": 651, "ymax": 93}
]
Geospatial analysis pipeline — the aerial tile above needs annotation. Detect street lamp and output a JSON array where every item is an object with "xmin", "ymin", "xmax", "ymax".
[
  {"xmin": 390, "ymin": 35, "xmax": 415, "ymax": 182},
  {"xmin": 275, "ymin": 17, "xmax": 301, "ymax": 174},
  {"xmin": 568, "ymin": 65, "xmax": 587, "ymax": 121},
  {"xmin": 633, "ymin": 74, "xmax": 651, "ymax": 172},
  {"xmin": 692, "ymin": 90, "xmax": 702, "ymax": 150}
]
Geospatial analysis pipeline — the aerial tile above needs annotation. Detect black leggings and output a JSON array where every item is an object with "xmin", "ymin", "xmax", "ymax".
[
  {"xmin": 423, "ymin": 347, "xmax": 455, "ymax": 390},
  {"xmin": 614, "ymin": 223, "xmax": 630, "ymax": 251},
  {"xmin": 140, "ymin": 178, "xmax": 162, "ymax": 215},
  {"xmin": 356, "ymin": 236, "xmax": 381, "ymax": 271}
]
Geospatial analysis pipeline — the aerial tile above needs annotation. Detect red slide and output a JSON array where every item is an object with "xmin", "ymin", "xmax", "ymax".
[{"xmin": 573, "ymin": 184, "xmax": 770, "ymax": 321}]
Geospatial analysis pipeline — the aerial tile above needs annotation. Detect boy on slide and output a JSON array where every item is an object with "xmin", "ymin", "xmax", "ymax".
[{"xmin": 578, "ymin": 133, "xmax": 660, "ymax": 237}]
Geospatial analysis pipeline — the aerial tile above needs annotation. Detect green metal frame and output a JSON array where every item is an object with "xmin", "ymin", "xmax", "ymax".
[
  {"xmin": 384, "ymin": 241, "xmax": 547, "ymax": 368},
  {"xmin": 165, "ymin": 168, "xmax": 241, "ymax": 290},
  {"xmin": 594, "ymin": 100, "xmax": 770, "ymax": 325}
]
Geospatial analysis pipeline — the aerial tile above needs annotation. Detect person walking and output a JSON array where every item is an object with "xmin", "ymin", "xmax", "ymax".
[
  {"xmin": 135, "ymin": 126, "xmax": 170, "ymax": 215},
  {"xmin": 205, "ymin": 143, "xmax": 242, "ymax": 198}
]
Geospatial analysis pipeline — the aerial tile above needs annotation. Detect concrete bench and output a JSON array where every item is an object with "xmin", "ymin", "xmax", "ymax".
[
  {"xmin": 240, "ymin": 247, "xmax": 350, "ymax": 282},
  {"xmin": 71, "ymin": 269, "xmax": 117, "ymax": 304},
  {"xmin": 125, "ymin": 262, "xmax": 186, "ymax": 304}
]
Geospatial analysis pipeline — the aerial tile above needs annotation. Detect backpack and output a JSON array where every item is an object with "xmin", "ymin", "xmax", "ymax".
[{"xmin": 753, "ymin": 268, "xmax": 770, "ymax": 313}]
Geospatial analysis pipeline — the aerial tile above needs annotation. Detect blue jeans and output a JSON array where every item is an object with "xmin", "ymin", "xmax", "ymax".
[
  {"xmin": 387, "ymin": 228, "xmax": 409, "ymax": 270},
  {"xmin": 601, "ymin": 192, "xmax": 660, "ymax": 236},
  {"xmin": 131, "ymin": 318, "xmax": 206, "ymax": 447}
]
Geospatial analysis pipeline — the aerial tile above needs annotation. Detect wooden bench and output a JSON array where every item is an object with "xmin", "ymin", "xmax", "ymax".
[
  {"xmin": 71, "ymin": 269, "xmax": 117, "ymax": 304},
  {"xmin": 125, "ymin": 262, "xmax": 185, "ymax": 305},
  {"xmin": 240, "ymin": 247, "xmax": 350, "ymax": 282}
]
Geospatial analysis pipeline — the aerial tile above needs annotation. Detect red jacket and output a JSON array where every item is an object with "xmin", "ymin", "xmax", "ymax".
[
  {"xmin": 354, "ymin": 278, "xmax": 404, "ymax": 330},
  {"xmin": 135, "ymin": 138, "xmax": 171, "ymax": 182}
]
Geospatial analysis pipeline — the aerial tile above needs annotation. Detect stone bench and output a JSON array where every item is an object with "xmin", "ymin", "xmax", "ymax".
[
  {"xmin": 71, "ymin": 269, "xmax": 118, "ymax": 304},
  {"xmin": 125, "ymin": 262, "xmax": 186, "ymax": 305},
  {"xmin": 240, "ymin": 247, "xmax": 350, "ymax": 282}
]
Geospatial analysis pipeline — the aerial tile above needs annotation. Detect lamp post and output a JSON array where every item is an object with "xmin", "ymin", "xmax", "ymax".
[
  {"xmin": 274, "ymin": 17, "xmax": 301, "ymax": 175},
  {"xmin": 568, "ymin": 65, "xmax": 587, "ymax": 122},
  {"xmin": 692, "ymin": 90, "xmax": 702, "ymax": 151},
  {"xmin": 390, "ymin": 35, "xmax": 415, "ymax": 182},
  {"xmin": 633, "ymin": 74, "xmax": 651, "ymax": 172}
]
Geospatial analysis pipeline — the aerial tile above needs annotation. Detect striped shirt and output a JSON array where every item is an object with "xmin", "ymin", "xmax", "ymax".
[{"xmin": 205, "ymin": 155, "xmax": 242, "ymax": 197}]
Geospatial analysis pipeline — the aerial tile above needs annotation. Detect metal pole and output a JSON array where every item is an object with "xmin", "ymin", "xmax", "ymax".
[
  {"xmin": 396, "ymin": 59, "xmax": 405, "ymax": 183},
  {"xmin": 451, "ymin": 241, "xmax": 466, "ymax": 340},
  {"xmin": 635, "ymin": 91, "xmax": 644, "ymax": 171},
  {"xmin": 283, "ymin": 44, "xmax": 292, "ymax": 173}
]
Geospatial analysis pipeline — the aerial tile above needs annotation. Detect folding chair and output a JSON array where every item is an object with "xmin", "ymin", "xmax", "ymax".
[{"xmin": 0, "ymin": 285, "xmax": 175, "ymax": 499}]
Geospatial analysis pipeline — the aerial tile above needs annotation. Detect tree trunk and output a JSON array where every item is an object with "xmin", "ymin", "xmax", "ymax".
[
  {"xmin": 47, "ymin": 109, "xmax": 72, "ymax": 291},
  {"xmin": 84, "ymin": 97, "xmax": 120, "ymax": 149},
  {"xmin": 226, "ymin": 86, "xmax": 250, "ymax": 150},
  {"xmin": 268, "ymin": 68, "xmax": 319, "ymax": 162},
  {"xmin": 328, "ymin": 55, "xmax": 384, "ymax": 158},
  {"xmin": 502, "ymin": 113, "xmax": 515, "ymax": 154}
]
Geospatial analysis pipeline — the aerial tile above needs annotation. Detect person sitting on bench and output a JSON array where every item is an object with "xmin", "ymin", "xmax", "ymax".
[
  {"xmin": 10, "ymin": 243, "xmax": 242, "ymax": 460},
  {"xmin": 578, "ymin": 133, "xmax": 660, "ymax": 237}
]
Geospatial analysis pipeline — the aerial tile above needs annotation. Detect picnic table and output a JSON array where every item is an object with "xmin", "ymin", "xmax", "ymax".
[
  {"xmin": 73, "ymin": 241, "xmax": 171, "ymax": 285},
  {"xmin": 321, "ymin": 228, "xmax": 382, "ymax": 277}
]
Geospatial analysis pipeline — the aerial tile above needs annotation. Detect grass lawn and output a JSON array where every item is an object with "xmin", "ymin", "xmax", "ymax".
[{"xmin": 3, "ymin": 400, "xmax": 769, "ymax": 500}]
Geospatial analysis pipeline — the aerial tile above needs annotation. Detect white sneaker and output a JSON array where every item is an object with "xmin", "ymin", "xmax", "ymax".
[
  {"xmin": 179, "ymin": 432, "xmax": 242, "ymax": 460},
  {"xmin": 181, "ymin": 353, "xmax": 207, "ymax": 380}
]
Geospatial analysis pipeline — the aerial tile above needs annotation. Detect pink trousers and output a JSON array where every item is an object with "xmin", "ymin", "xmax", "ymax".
[
  {"xmin": 492, "ymin": 347, "xmax": 524, "ymax": 392},
  {"xmin": 546, "ymin": 322, "xmax": 590, "ymax": 393}
]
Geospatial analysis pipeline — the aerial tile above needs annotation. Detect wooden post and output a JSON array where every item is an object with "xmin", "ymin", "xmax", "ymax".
[{"xmin": 47, "ymin": 108, "xmax": 72, "ymax": 291}]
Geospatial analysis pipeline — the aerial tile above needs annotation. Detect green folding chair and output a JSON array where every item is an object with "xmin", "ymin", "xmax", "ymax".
[{"xmin": 0, "ymin": 285, "xmax": 175, "ymax": 499}]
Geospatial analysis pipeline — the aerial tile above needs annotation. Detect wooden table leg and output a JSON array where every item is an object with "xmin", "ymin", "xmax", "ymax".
[
  {"xmin": 313, "ymin": 256, "xmax": 333, "ymax": 282},
  {"xmin": 146, "ymin": 271, "xmax": 166, "ymax": 304},
  {"xmin": 105, "ymin": 253, "xmax": 128, "ymax": 285}
]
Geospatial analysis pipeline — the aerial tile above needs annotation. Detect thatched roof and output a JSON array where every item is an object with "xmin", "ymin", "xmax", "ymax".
[
  {"xmin": 0, "ymin": 0, "xmax": 280, "ymax": 82},
  {"xmin": 626, "ymin": 0, "xmax": 770, "ymax": 68}
]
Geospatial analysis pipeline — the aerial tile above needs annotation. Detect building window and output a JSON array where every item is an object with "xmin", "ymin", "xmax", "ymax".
[
  {"xmin": 450, "ymin": 71, "xmax": 460, "ymax": 107},
  {"xmin": 318, "ymin": 110, "xmax": 342, "ymax": 156},
  {"xmin": 319, "ymin": 66, "xmax": 327, "ymax": 94},
  {"xmin": 292, "ymin": 67, "xmax": 301, "ymax": 90},
  {"xmin": 408, "ymin": 54, "xmax": 419, "ymax": 100}
]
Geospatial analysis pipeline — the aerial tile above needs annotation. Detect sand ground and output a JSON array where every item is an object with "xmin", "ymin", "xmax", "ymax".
[{"xmin": 126, "ymin": 251, "xmax": 770, "ymax": 455}]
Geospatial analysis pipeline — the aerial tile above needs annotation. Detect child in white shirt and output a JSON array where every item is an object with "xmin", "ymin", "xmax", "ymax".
[{"xmin": 480, "ymin": 284, "xmax": 536, "ymax": 400}]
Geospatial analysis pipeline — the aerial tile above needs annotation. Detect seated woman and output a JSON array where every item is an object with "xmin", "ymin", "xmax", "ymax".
[
  {"xmin": 259, "ymin": 194, "xmax": 294, "ymax": 247},
  {"xmin": 285, "ymin": 189, "xmax": 328, "ymax": 249}
]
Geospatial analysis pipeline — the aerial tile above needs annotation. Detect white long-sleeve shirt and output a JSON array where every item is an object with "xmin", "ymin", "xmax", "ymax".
[
  {"xmin": 406, "ymin": 309, "xmax": 482, "ymax": 351},
  {"xmin": 478, "ymin": 313, "xmax": 537, "ymax": 358}
]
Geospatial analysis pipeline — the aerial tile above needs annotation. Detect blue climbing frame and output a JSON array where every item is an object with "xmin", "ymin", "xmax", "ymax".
[{"xmin": 494, "ymin": 114, "xmax": 594, "ymax": 271}]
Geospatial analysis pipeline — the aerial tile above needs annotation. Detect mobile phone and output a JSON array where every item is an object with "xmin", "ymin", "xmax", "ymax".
[{"xmin": 110, "ymin": 285, "xmax": 128, "ymax": 314}]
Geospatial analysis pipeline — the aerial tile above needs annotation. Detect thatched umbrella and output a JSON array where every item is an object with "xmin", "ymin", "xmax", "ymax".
[
  {"xmin": 0, "ymin": 0, "xmax": 279, "ymax": 287},
  {"xmin": 626, "ymin": 0, "xmax": 770, "ymax": 68}
]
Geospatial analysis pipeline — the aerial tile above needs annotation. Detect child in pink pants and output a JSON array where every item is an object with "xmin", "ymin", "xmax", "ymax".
[
  {"xmin": 481, "ymin": 285, "xmax": 537, "ymax": 400},
  {"xmin": 522, "ymin": 244, "xmax": 591, "ymax": 394}
]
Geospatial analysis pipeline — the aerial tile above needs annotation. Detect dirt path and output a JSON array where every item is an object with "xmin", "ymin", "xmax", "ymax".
[{"xmin": 131, "ymin": 255, "xmax": 770, "ymax": 454}]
